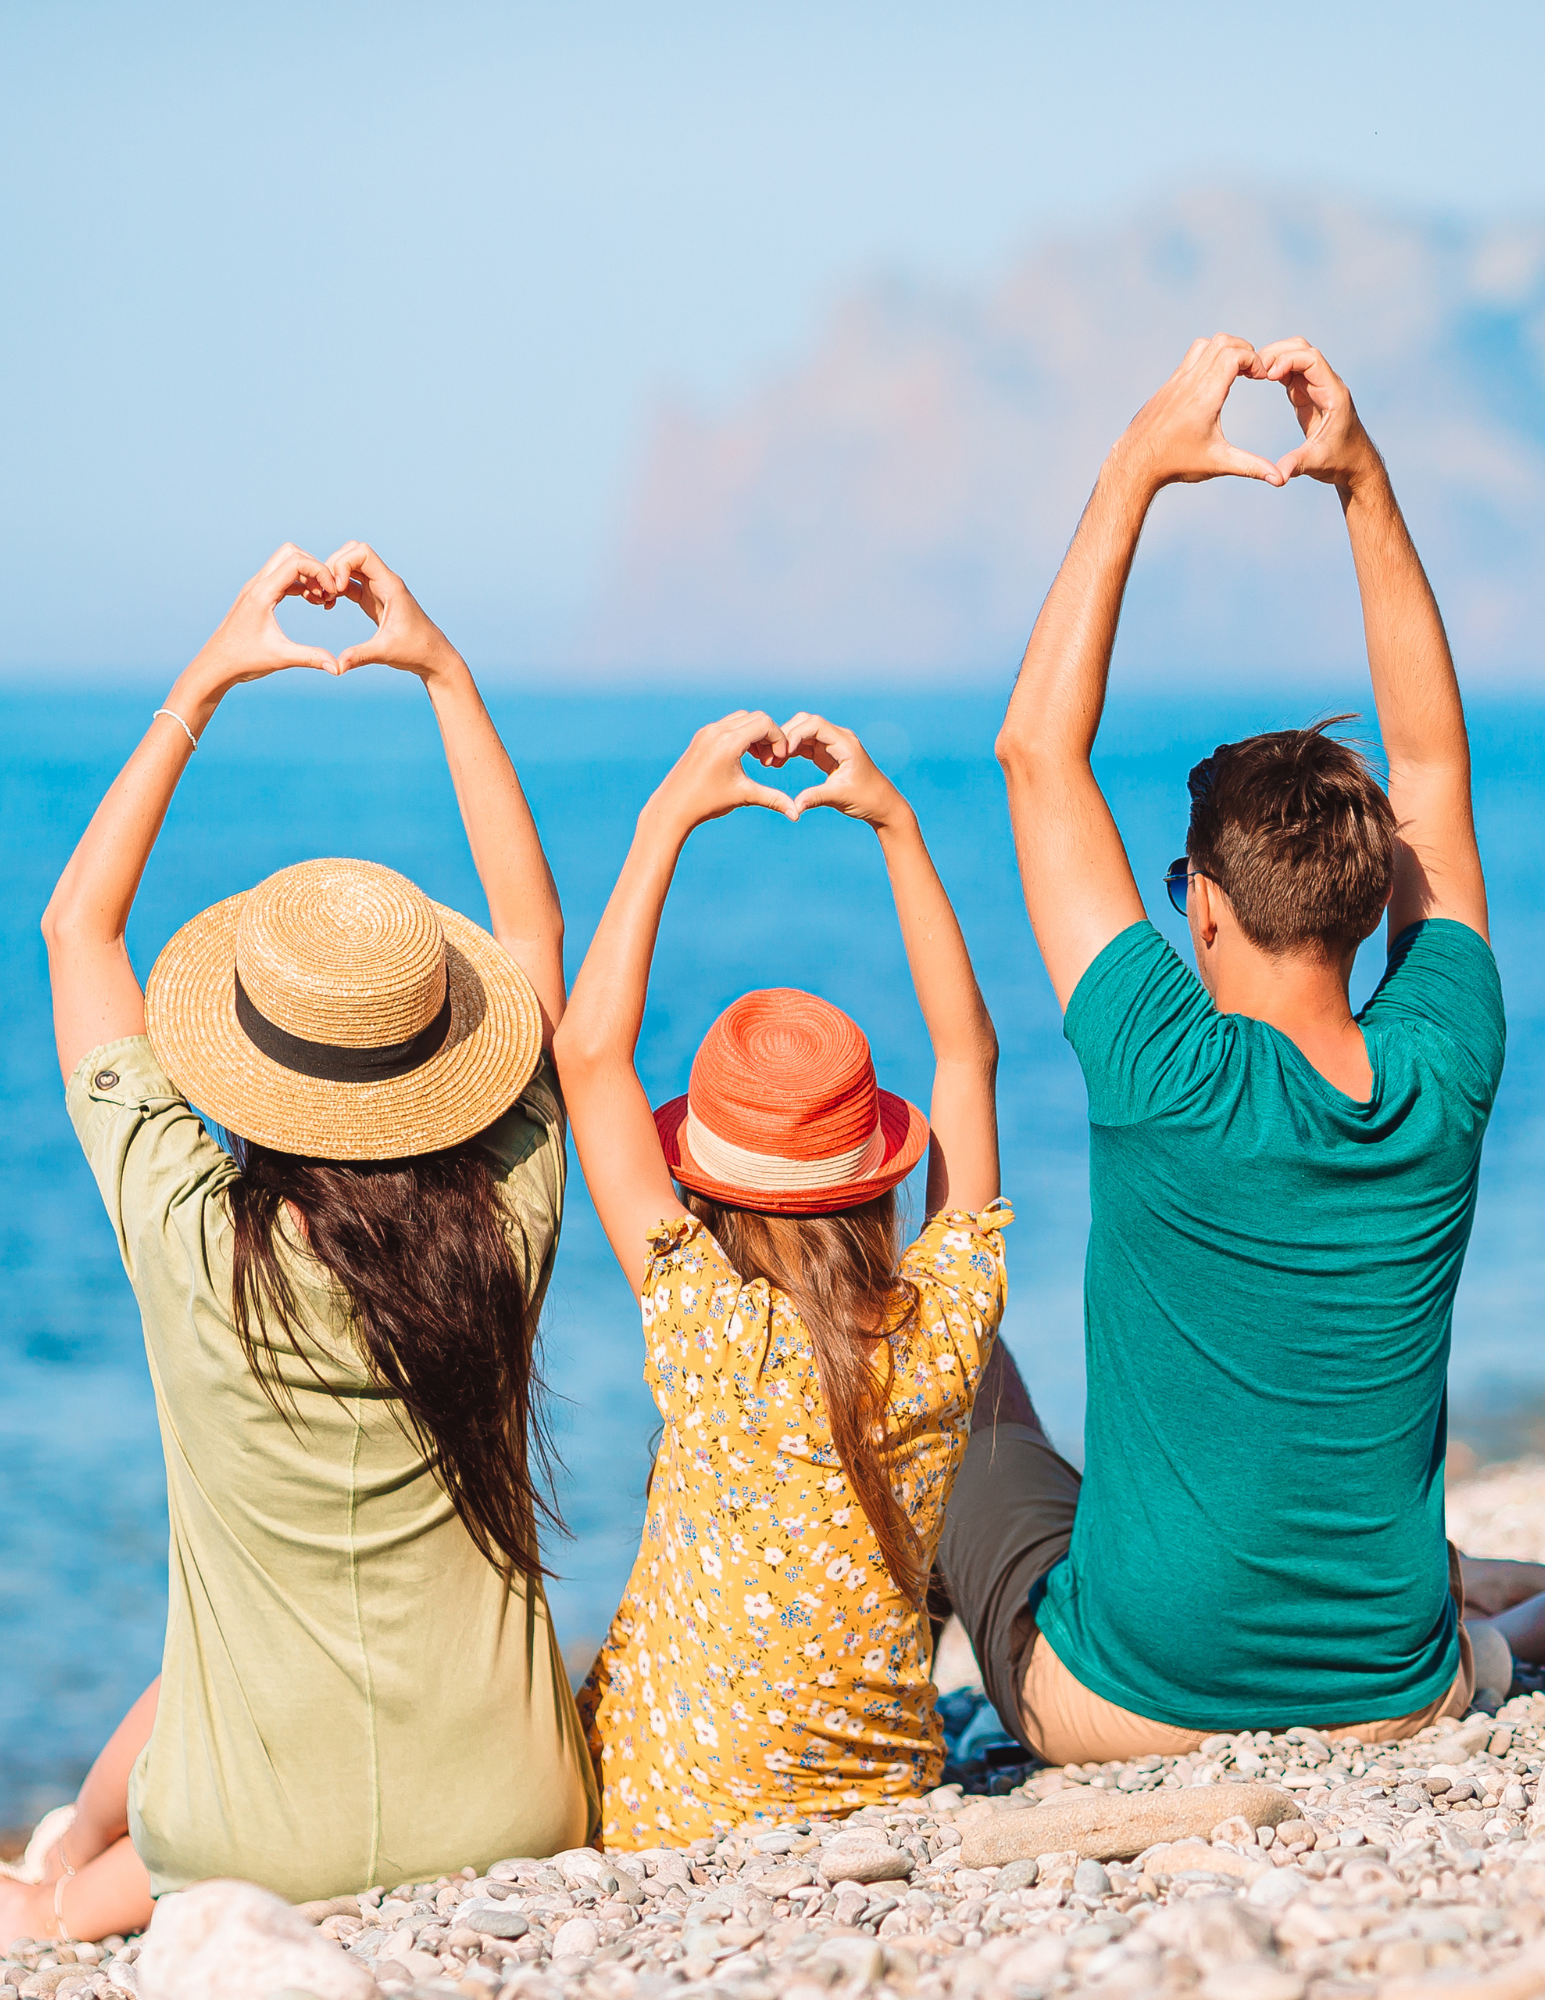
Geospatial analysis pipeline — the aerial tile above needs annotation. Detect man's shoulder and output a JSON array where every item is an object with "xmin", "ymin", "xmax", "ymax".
[
  {"xmin": 1065, "ymin": 922, "xmax": 1226, "ymax": 1127},
  {"xmin": 1360, "ymin": 919, "xmax": 1505, "ymax": 1099}
]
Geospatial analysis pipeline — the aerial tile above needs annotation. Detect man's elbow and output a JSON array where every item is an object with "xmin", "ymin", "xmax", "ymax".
[{"xmin": 995, "ymin": 721, "xmax": 1052, "ymax": 781}]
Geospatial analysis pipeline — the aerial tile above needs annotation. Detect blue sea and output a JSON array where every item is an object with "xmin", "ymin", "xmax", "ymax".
[{"xmin": 3, "ymin": 680, "xmax": 1542, "ymax": 1824}]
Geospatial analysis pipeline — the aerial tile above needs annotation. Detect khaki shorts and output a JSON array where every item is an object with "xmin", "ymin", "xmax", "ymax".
[{"xmin": 1018, "ymin": 1542, "xmax": 1476, "ymax": 1765}]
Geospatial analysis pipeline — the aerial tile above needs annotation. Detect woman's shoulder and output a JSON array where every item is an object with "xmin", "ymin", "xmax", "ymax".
[
  {"xmin": 67, "ymin": 1034, "xmax": 238, "ymax": 1240},
  {"xmin": 479, "ymin": 1053, "xmax": 566, "ymax": 1211}
]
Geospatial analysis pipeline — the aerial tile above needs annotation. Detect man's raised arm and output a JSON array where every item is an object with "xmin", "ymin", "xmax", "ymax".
[
  {"xmin": 996, "ymin": 335, "xmax": 1285, "ymax": 1009},
  {"xmin": 1258, "ymin": 339, "xmax": 1488, "ymax": 946}
]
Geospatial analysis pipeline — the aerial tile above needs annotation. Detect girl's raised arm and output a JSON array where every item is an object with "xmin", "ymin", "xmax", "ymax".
[
  {"xmin": 783, "ymin": 713, "xmax": 999, "ymax": 1216},
  {"xmin": 42, "ymin": 545, "xmax": 343, "ymax": 1083},
  {"xmin": 554, "ymin": 712, "xmax": 793, "ymax": 1293},
  {"xmin": 322, "ymin": 543, "xmax": 566, "ymax": 1043}
]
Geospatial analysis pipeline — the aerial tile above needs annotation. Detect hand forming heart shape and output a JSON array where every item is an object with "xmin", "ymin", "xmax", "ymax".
[
  {"xmin": 193, "ymin": 541, "xmax": 460, "ymax": 701},
  {"xmin": 1120, "ymin": 333, "xmax": 1378, "ymax": 495}
]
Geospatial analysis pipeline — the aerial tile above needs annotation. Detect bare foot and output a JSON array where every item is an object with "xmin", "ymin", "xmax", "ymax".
[
  {"xmin": 1460, "ymin": 1555, "xmax": 1545, "ymax": 1620},
  {"xmin": 0, "ymin": 1878, "xmax": 51, "ymax": 1950}
]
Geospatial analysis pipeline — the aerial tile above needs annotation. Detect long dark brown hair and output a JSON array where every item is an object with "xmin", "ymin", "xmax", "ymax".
[
  {"xmin": 228, "ymin": 1137, "xmax": 558, "ymax": 1579},
  {"xmin": 683, "ymin": 1187, "xmax": 925, "ymax": 1604}
]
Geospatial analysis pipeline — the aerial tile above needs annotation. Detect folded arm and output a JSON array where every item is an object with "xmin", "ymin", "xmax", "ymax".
[
  {"xmin": 783, "ymin": 714, "xmax": 999, "ymax": 1214},
  {"xmin": 42, "ymin": 545, "xmax": 343, "ymax": 1083},
  {"xmin": 553, "ymin": 712, "xmax": 794, "ymax": 1294},
  {"xmin": 996, "ymin": 335, "xmax": 1285, "ymax": 1009},
  {"xmin": 324, "ymin": 543, "xmax": 567, "ymax": 1039},
  {"xmin": 1258, "ymin": 340, "xmax": 1488, "ymax": 945}
]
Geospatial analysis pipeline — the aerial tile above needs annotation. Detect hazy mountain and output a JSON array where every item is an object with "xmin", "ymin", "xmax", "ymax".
[{"xmin": 589, "ymin": 187, "xmax": 1545, "ymax": 681}]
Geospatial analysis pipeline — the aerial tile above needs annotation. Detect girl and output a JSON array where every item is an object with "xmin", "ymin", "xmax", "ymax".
[
  {"xmin": 3, "ymin": 542, "xmax": 595, "ymax": 1944},
  {"xmin": 555, "ymin": 709, "xmax": 1006, "ymax": 1846}
]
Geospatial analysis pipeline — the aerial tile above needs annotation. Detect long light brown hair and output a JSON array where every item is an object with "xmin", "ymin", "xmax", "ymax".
[
  {"xmin": 228, "ymin": 1138, "xmax": 559, "ymax": 1580},
  {"xmin": 683, "ymin": 1187, "xmax": 925, "ymax": 1603}
]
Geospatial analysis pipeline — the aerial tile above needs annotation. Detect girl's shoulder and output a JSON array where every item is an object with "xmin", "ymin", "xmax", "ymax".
[
  {"xmin": 902, "ymin": 1197, "xmax": 1014, "ymax": 1308},
  {"xmin": 642, "ymin": 1215, "xmax": 761, "ymax": 1325},
  {"xmin": 905, "ymin": 1195, "xmax": 1013, "ymax": 1262}
]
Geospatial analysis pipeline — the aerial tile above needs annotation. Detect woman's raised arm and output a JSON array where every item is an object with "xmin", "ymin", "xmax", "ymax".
[
  {"xmin": 554, "ymin": 712, "xmax": 793, "ymax": 1293},
  {"xmin": 783, "ymin": 713, "xmax": 999, "ymax": 1216},
  {"xmin": 42, "ymin": 545, "xmax": 343, "ymax": 1083},
  {"xmin": 322, "ymin": 542, "xmax": 567, "ymax": 1042}
]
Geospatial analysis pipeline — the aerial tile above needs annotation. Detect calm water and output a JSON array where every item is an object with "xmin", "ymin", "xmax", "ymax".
[{"xmin": 2, "ymin": 680, "xmax": 1542, "ymax": 1822}]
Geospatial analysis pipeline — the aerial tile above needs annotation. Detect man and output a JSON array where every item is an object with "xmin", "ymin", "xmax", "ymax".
[{"xmin": 938, "ymin": 335, "xmax": 1509, "ymax": 1759}]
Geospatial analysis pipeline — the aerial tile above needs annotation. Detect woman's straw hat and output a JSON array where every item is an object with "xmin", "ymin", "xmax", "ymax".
[
  {"xmin": 654, "ymin": 988, "xmax": 928, "ymax": 1215},
  {"xmin": 145, "ymin": 858, "xmax": 543, "ymax": 1161}
]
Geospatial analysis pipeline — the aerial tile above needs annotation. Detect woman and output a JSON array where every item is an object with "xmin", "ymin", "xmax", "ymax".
[
  {"xmin": 555, "ymin": 709, "xmax": 1006, "ymax": 1846},
  {"xmin": 4, "ymin": 543, "xmax": 595, "ymax": 1944}
]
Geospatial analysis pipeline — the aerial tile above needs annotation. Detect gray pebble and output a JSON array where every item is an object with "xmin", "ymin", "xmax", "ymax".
[
  {"xmin": 996, "ymin": 1857, "xmax": 1039, "ymax": 1892},
  {"xmin": 1073, "ymin": 1858, "xmax": 1111, "ymax": 1899},
  {"xmin": 459, "ymin": 1901, "xmax": 530, "ymax": 1939}
]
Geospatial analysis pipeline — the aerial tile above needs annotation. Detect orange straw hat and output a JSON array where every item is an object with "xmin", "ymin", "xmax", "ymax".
[{"xmin": 654, "ymin": 988, "xmax": 929, "ymax": 1216}]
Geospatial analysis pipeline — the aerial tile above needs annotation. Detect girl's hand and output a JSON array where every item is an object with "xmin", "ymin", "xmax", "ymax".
[
  {"xmin": 324, "ymin": 542, "xmax": 461, "ymax": 681},
  {"xmin": 648, "ymin": 711, "xmax": 795, "ymax": 838},
  {"xmin": 188, "ymin": 544, "xmax": 343, "ymax": 699},
  {"xmin": 782, "ymin": 713, "xmax": 909, "ymax": 829}
]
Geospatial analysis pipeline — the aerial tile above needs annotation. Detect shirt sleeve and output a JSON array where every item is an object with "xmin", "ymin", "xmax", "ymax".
[
  {"xmin": 65, "ymin": 1035, "xmax": 238, "ymax": 1292},
  {"xmin": 897, "ymin": 1199, "xmax": 1014, "ymax": 1417},
  {"xmin": 638, "ymin": 1216, "xmax": 774, "ymax": 1424},
  {"xmin": 1063, "ymin": 920, "xmax": 1222, "ymax": 1127},
  {"xmin": 479, "ymin": 1053, "xmax": 568, "ymax": 1312},
  {"xmin": 1359, "ymin": 920, "xmax": 1506, "ymax": 1104}
]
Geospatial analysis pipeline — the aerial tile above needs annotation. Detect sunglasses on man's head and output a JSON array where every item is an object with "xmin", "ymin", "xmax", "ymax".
[{"xmin": 1164, "ymin": 858, "xmax": 1193, "ymax": 917}]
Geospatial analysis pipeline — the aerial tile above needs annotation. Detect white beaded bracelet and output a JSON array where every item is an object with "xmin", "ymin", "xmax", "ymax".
[{"xmin": 154, "ymin": 706, "xmax": 199, "ymax": 750}]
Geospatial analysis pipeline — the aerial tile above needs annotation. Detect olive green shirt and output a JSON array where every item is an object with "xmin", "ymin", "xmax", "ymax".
[{"xmin": 68, "ymin": 1036, "xmax": 598, "ymax": 1901}]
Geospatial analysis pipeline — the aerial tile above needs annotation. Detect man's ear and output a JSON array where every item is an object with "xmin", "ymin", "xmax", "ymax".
[{"xmin": 1192, "ymin": 872, "xmax": 1225, "ymax": 950}]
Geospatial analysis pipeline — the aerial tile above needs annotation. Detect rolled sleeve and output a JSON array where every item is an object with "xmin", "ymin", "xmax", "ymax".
[{"xmin": 65, "ymin": 1035, "xmax": 236, "ymax": 1287}]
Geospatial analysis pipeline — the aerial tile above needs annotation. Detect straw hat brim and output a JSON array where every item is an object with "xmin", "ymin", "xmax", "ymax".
[
  {"xmin": 145, "ymin": 892, "xmax": 544, "ymax": 1161},
  {"xmin": 654, "ymin": 1087, "xmax": 929, "ymax": 1216}
]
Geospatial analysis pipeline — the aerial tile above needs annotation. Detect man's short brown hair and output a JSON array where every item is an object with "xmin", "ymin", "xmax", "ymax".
[{"xmin": 1186, "ymin": 720, "xmax": 1397, "ymax": 956}]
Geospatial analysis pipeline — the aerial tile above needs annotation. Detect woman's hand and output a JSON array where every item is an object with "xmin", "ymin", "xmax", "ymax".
[
  {"xmin": 323, "ymin": 542, "xmax": 461, "ymax": 682},
  {"xmin": 186, "ymin": 545, "xmax": 343, "ymax": 710},
  {"xmin": 645, "ymin": 711, "xmax": 795, "ymax": 840},
  {"xmin": 782, "ymin": 713, "xmax": 909, "ymax": 829}
]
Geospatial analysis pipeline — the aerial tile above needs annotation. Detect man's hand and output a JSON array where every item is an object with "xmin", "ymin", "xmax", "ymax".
[
  {"xmin": 781, "ymin": 713, "xmax": 909, "ymax": 830},
  {"xmin": 646, "ymin": 711, "xmax": 795, "ymax": 839},
  {"xmin": 1110, "ymin": 333, "xmax": 1286, "ymax": 494},
  {"xmin": 1257, "ymin": 339, "xmax": 1384, "ymax": 494}
]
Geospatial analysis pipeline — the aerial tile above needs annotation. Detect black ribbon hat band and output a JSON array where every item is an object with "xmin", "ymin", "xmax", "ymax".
[{"xmin": 233, "ymin": 969, "xmax": 454, "ymax": 1084}]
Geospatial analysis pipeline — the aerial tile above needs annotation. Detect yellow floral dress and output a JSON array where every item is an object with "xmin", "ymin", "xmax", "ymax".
[{"xmin": 578, "ymin": 1200, "xmax": 1012, "ymax": 1848}]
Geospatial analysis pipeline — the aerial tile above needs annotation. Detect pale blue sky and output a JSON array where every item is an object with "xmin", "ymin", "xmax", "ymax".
[{"xmin": 3, "ymin": 0, "xmax": 1542, "ymax": 671}]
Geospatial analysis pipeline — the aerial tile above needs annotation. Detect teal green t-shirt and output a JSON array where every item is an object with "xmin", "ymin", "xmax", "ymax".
[{"xmin": 1039, "ymin": 918, "xmax": 1505, "ymax": 1730}]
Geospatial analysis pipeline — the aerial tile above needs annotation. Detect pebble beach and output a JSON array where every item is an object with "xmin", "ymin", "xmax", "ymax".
[{"xmin": 11, "ymin": 1459, "xmax": 1545, "ymax": 2000}]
